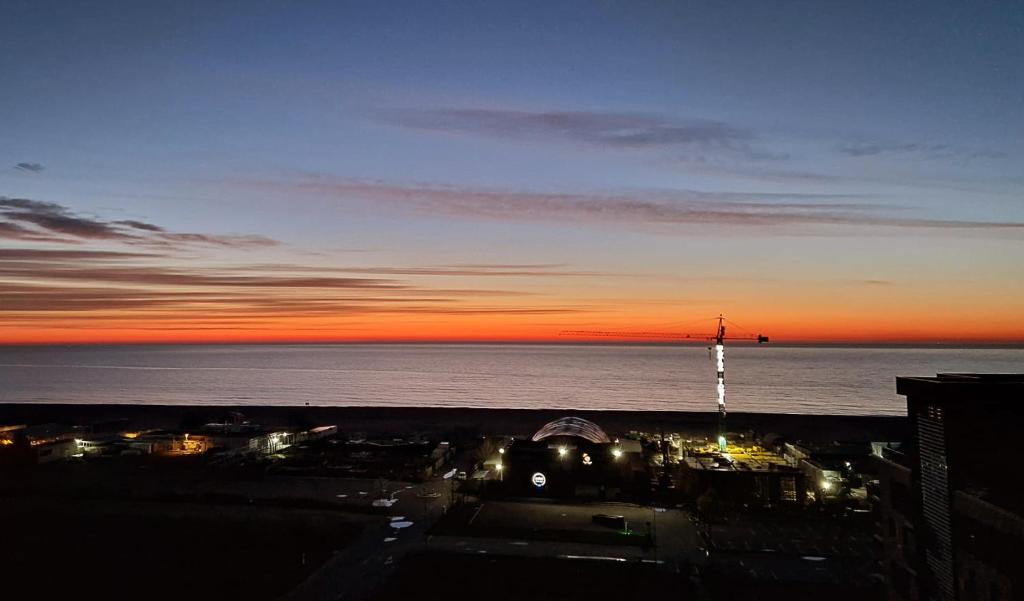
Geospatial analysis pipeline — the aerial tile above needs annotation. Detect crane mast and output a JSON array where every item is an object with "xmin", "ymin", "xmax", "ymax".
[
  {"xmin": 714, "ymin": 316, "xmax": 728, "ymax": 451},
  {"xmin": 561, "ymin": 314, "xmax": 768, "ymax": 454}
]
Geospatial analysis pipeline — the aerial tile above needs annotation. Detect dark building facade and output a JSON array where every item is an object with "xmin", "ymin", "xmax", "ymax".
[
  {"xmin": 879, "ymin": 374, "xmax": 1024, "ymax": 601},
  {"xmin": 875, "ymin": 443, "xmax": 919, "ymax": 600}
]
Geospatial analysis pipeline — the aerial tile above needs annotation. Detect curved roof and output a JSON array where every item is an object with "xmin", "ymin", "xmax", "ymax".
[{"xmin": 531, "ymin": 416, "xmax": 611, "ymax": 444}]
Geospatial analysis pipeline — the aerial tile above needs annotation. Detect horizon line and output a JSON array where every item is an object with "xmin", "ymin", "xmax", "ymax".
[{"xmin": 2, "ymin": 339, "xmax": 1022, "ymax": 349}]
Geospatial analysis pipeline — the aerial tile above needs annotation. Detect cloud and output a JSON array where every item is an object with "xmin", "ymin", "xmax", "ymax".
[
  {"xmin": 379, "ymin": 108, "xmax": 775, "ymax": 160},
  {"xmin": 0, "ymin": 263, "xmax": 403, "ymax": 290},
  {"xmin": 0, "ymin": 198, "xmax": 595, "ymax": 331},
  {"xmin": 838, "ymin": 141, "xmax": 1006, "ymax": 162},
  {"xmin": 249, "ymin": 263, "xmax": 604, "ymax": 277},
  {"xmin": 114, "ymin": 219, "xmax": 165, "ymax": 232},
  {"xmin": 0, "ymin": 248, "xmax": 161, "ymax": 261},
  {"xmin": 106, "ymin": 221, "xmax": 276, "ymax": 247},
  {"xmin": 0, "ymin": 254, "xmax": 598, "ymax": 290},
  {"xmin": 0, "ymin": 249, "xmax": 587, "ymax": 326},
  {"xmin": 14, "ymin": 162, "xmax": 44, "ymax": 174},
  {"xmin": 250, "ymin": 177, "xmax": 1024, "ymax": 233},
  {"xmin": 0, "ymin": 221, "xmax": 71, "ymax": 243},
  {"xmin": 153, "ymin": 232, "xmax": 278, "ymax": 248},
  {"xmin": 0, "ymin": 197, "xmax": 600, "ymax": 337},
  {"xmin": 0, "ymin": 197, "xmax": 279, "ymax": 249},
  {"xmin": 1, "ymin": 198, "xmax": 132, "ymax": 240},
  {"xmin": 403, "ymin": 264, "xmax": 598, "ymax": 277}
]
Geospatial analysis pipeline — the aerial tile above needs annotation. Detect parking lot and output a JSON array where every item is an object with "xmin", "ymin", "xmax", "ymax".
[
  {"xmin": 427, "ymin": 500, "xmax": 698, "ymax": 568},
  {"xmin": 473, "ymin": 501, "xmax": 659, "ymax": 536}
]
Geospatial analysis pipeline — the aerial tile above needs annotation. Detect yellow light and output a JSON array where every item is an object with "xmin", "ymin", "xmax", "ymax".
[
  {"xmin": 821, "ymin": 480, "xmax": 832, "ymax": 490},
  {"xmin": 496, "ymin": 463, "xmax": 503, "ymax": 471},
  {"xmin": 611, "ymin": 448, "xmax": 623, "ymax": 458},
  {"xmin": 558, "ymin": 446, "xmax": 567, "ymax": 457},
  {"xmin": 498, "ymin": 448, "xmax": 505, "ymax": 454}
]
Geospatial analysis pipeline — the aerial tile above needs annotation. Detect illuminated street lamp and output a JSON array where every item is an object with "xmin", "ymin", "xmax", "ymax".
[{"xmin": 557, "ymin": 446, "xmax": 568, "ymax": 457}]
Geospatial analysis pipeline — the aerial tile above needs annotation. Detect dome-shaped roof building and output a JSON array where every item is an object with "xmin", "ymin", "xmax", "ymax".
[{"xmin": 531, "ymin": 416, "xmax": 611, "ymax": 444}]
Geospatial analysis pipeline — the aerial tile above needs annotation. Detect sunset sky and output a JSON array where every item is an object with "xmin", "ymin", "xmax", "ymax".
[{"xmin": 2, "ymin": 0, "xmax": 1023, "ymax": 344}]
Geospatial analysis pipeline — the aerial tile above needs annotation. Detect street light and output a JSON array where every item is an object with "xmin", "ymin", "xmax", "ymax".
[
  {"xmin": 611, "ymin": 448, "xmax": 623, "ymax": 459},
  {"xmin": 557, "ymin": 446, "xmax": 568, "ymax": 457}
]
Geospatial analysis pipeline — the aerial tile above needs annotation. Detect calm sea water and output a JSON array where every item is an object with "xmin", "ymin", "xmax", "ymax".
[{"xmin": 0, "ymin": 344, "xmax": 1020, "ymax": 415}]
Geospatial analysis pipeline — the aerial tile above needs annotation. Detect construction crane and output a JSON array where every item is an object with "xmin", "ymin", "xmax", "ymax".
[{"xmin": 562, "ymin": 315, "xmax": 768, "ymax": 452}]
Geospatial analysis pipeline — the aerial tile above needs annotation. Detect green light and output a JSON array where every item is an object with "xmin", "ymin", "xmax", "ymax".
[{"xmin": 717, "ymin": 435, "xmax": 727, "ymax": 451}]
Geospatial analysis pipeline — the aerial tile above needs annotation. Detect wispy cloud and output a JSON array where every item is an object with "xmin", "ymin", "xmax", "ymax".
[
  {"xmin": 0, "ymin": 248, "xmax": 161, "ymax": 261},
  {"xmin": 1, "ymin": 198, "xmax": 132, "ymax": 240},
  {"xmin": 379, "ymin": 108, "xmax": 781, "ymax": 161},
  {"xmin": 0, "ymin": 197, "xmax": 278, "ymax": 249},
  {"xmin": 381, "ymin": 106, "xmax": 1011, "ymax": 174},
  {"xmin": 386, "ymin": 108, "xmax": 750, "ymax": 147},
  {"xmin": 249, "ymin": 263, "xmax": 604, "ymax": 278},
  {"xmin": 0, "ymin": 246, "xmax": 590, "ymax": 329},
  {"xmin": 13, "ymin": 162, "xmax": 44, "ymax": 174},
  {"xmin": 114, "ymin": 219, "xmax": 165, "ymax": 232},
  {"xmin": 248, "ymin": 177, "xmax": 1024, "ymax": 234},
  {"xmin": 838, "ymin": 141, "xmax": 1005, "ymax": 163},
  {"xmin": 0, "ymin": 220, "xmax": 70, "ymax": 243}
]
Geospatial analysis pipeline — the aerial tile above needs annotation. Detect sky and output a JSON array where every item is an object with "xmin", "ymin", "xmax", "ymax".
[{"xmin": 1, "ymin": 0, "xmax": 1023, "ymax": 344}]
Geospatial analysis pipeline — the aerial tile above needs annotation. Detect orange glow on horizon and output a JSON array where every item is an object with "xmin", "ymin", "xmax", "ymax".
[
  {"xmin": 4, "ymin": 313, "xmax": 1023, "ymax": 346},
  {"xmin": 3, "ymin": 239, "xmax": 1022, "ymax": 347}
]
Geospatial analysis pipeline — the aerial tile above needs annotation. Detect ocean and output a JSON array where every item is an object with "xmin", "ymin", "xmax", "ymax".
[{"xmin": 1, "ymin": 344, "xmax": 1020, "ymax": 415}]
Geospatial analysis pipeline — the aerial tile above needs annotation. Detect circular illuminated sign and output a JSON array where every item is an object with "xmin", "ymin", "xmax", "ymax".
[{"xmin": 531, "ymin": 472, "xmax": 547, "ymax": 488}]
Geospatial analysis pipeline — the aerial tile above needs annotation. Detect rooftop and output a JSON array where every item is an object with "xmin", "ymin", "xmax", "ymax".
[{"xmin": 896, "ymin": 373, "xmax": 1024, "ymax": 400}]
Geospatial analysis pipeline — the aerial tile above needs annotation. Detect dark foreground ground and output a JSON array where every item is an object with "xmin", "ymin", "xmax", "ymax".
[
  {"xmin": 0, "ymin": 497, "xmax": 363, "ymax": 600},
  {"xmin": 373, "ymin": 551, "xmax": 688, "ymax": 601}
]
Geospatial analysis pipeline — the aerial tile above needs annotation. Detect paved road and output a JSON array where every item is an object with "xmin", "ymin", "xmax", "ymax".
[{"xmin": 282, "ymin": 477, "xmax": 452, "ymax": 601}]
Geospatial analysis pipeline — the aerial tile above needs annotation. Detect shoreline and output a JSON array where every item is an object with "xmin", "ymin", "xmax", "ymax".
[{"xmin": 0, "ymin": 403, "xmax": 906, "ymax": 443}]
